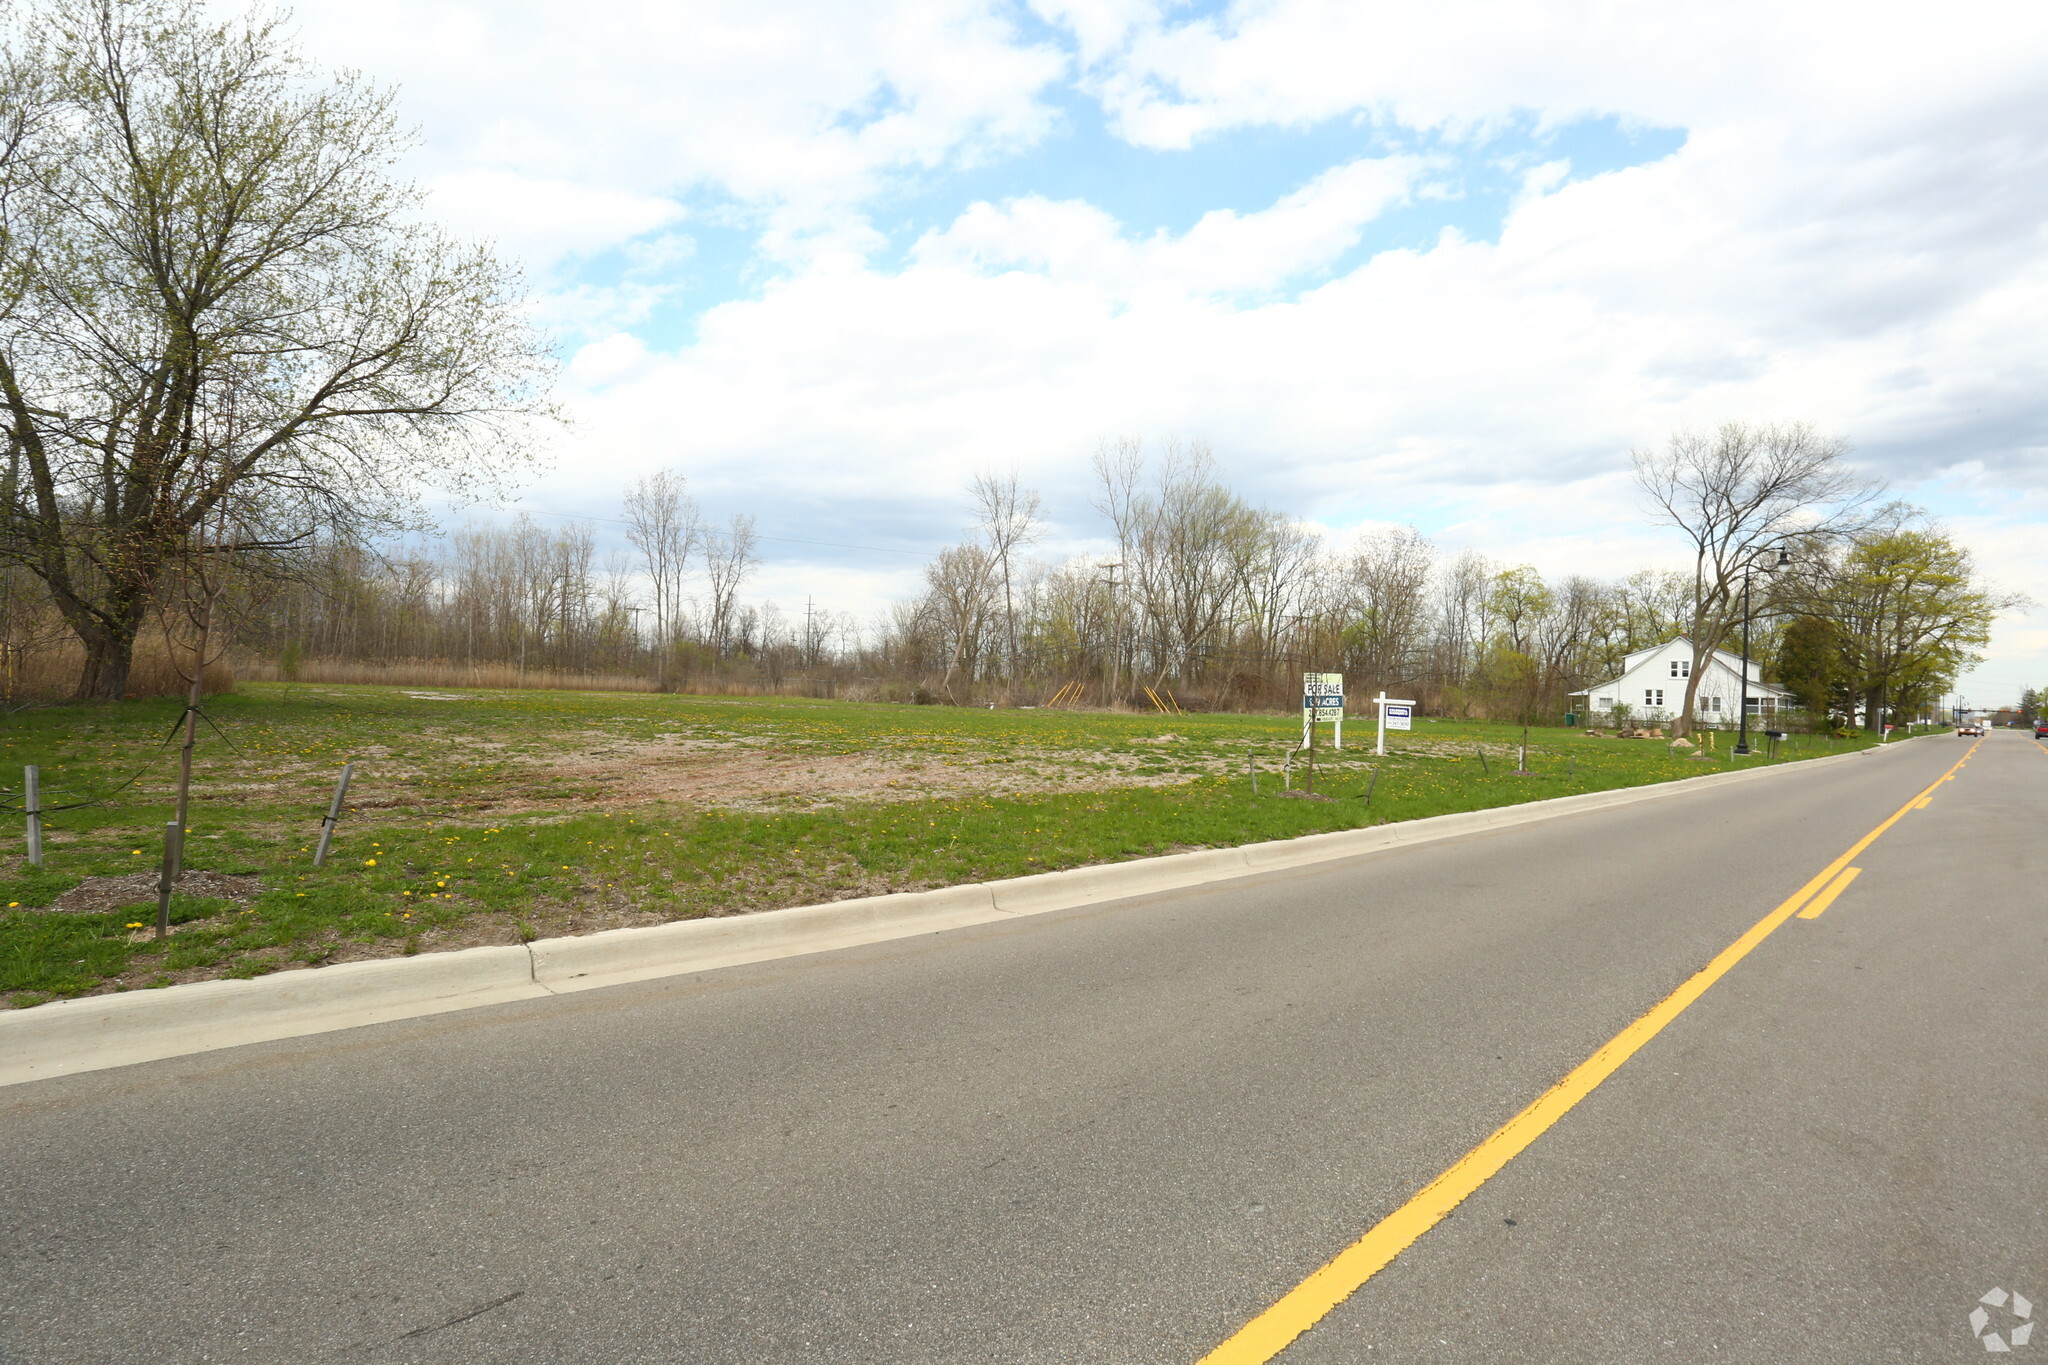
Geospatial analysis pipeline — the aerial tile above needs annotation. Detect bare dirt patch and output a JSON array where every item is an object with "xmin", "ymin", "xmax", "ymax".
[
  {"xmin": 495, "ymin": 736, "xmax": 1214, "ymax": 812},
  {"xmin": 48, "ymin": 870, "xmax": 265, "ymax": 914}
]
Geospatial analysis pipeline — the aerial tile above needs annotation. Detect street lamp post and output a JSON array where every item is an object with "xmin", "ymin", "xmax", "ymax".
[{"xmin": 1732, "ymin": 545, "xmax": 1791, "ymax": 756}]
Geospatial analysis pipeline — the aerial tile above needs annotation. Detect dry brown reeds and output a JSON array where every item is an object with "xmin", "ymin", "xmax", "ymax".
[
  {"xmin": 235, "ymin": 656, "xmax": 658, "ymax": 693},
  {"xmin": 2, "ymin": 634, "xmax": 234, "ymax": 705},
  {"xmin": 231, "ymin": 655, "xmax": 898, "ymax": 701}
]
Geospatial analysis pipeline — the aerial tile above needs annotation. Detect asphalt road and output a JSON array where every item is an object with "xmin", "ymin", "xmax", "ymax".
[{"xmin": 2, "ymin": 733, "xmax": 2042, "ymax": 1364}]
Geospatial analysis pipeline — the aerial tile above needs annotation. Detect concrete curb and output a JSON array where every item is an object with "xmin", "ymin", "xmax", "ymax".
[{"xmin": 0, "ymin": 739, "xmax": 1915, "ymax": 1087}]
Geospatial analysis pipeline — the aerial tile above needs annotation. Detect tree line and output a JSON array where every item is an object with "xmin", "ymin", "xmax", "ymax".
[
  {"xmin": 179, "ymin": 428, "xmax": 2015, "ymax": 735},
  {"xmin": 0, "ymin": 5, "xmax": 2016, "ymax": 728}
]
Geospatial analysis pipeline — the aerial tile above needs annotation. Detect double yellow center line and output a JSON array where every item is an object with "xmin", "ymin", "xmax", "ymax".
[{"xmin": 1198, "ymin": 736, "xmax": 1982, "ymax": 1364}]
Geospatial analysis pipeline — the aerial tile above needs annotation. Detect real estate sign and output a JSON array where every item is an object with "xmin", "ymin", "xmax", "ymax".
[
  {"xmin": 1383, "ymin": 703, "xmax": 1413, "ymax": 731},
  {"xmin": 1300, "ymin": 672, "xmax": 1344, "ymax": 748},
  {"xmin": 1302, "ymin": 672, "xmax": 1344, "ymax": 722}
]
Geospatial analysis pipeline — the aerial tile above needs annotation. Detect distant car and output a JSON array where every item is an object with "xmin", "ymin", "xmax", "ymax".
[
  {"xmin": 1957, "ymin": 723, "xmax": 1985, "ymax": 736},
  {"xmin": 2036, "ymin": 721, "xmax": 2048, "ymax": 739}
]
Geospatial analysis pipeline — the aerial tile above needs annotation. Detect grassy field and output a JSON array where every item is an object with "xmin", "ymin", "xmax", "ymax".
[{"xmin": 0, "ymin": 682, "xmax": 1897, "ymax": 1007}]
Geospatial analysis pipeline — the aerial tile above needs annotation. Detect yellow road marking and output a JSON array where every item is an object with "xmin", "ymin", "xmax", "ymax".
[
  {"xmin": 1796, "ymin": 866, "xmax": 1862, "ymax": 919},
  {"xmin": 1196, "ymin": 736, "xmax": 1983, "ymax": 1365},
  {"xmin": 1912, "ymin": 796, "xmax": 1933, "ymax": 809}
]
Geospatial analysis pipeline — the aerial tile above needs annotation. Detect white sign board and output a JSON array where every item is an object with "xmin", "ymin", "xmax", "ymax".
[
  {"xmin": 1372, "ymin": 692, "xmax": 1418, "ymax": 756},
  {"xmin": 1302, "ymin": 672, "xmax": 1343, "ymax": 721},
  {"xmin": 1300, "ymin": 672, "xmax": 1345, "ymax": 747}
]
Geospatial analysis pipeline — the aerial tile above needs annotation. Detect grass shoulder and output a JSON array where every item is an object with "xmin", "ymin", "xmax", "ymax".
[{"xmin": 0, "ymin": 685, "xmax": 1886, "ymax": 1006}]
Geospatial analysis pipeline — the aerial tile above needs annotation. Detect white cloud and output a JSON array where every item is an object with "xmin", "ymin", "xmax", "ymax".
[
  {"xmin": 288, "ymin": 0, "xmax": 2048, "ymax": 696},
  {"xmin": 914, "ymin": 154, "xmax": 1427, "ymax": 298},
  {"xmin": 536, "ymin": 96, "xmax": 2047, "ymax": 620},
  {"xmin": 567, "ymin": 334, "xmax": 658, "ymax": 389},
  {"xmin": 424, "ymin": 170, "xmax": 688, "ymax": 267},
  {"xmin": 297, "ymin": 0, "xmax": 1068, "ymax": 260},
  {"xmin": 1060, "ymin": 1, "xmax": 2048, "ymax": 153}
]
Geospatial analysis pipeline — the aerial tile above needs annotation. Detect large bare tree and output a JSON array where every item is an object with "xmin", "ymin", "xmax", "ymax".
[
  {"xmin": 701, "ymin": 513, "xmax": 757, "ymax": 655},
  {"xmin": 1338, "ymin": 526, "xmax": 1434, "ymax": 694},
  {"xmin": 0, "ymin": 0, "xmax": 550, "ymax": 698},
  {"xmin": 622, "ymin": 469, "xmax": 700, "ymax": 683},
  {"xmin": 1632, "ymin": 422, "xmax": 1877, "ymax": 734},
  {"xmin": 968, "ymin": 469, "xmax": 1040, "ymax": 681}
]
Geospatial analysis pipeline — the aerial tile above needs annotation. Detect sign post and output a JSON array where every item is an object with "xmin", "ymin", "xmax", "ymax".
[
  {"xmin": 1301, "ymin": 673, "xmax": 1344, "ymax": 751},
  {"xmin": 1374, "ymin": 691, "xmax": 1415, "ymax": 757}
]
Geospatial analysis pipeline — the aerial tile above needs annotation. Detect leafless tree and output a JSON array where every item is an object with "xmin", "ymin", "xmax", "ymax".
[
  {"xmin": 622, "ymin": 470, "xmax": 700, "ymax": 682},
  {"xmin": 924, "ymin": 542, "xmax": 997, "ymax": 700},
  {"xmin": 1633, "ymin": 422, "xmax": 1879, "ymax": 734},
  {"xmin": 1338, "ymin": 526, "xmax": 1435, "ymax": 694},
  {"xmin": 1432, "ymin": 549, "xmax": 1493, "ymax": 702},
  {"xmin": 1227, "ymin": 510, "xmax": 1323, "ymax": 674},
  {"xmin": 968, "ymin": 469, "xmax": 1042, "ymax": 680},
  {"xmin": 702, "ymin": 514, "xmax": 758, "ymax": 655}
]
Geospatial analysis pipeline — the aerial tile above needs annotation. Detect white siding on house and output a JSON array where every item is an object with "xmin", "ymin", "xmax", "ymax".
[{"xmin": 1577, "ymin": 636, "xmax": 1792, "ymax": 722}]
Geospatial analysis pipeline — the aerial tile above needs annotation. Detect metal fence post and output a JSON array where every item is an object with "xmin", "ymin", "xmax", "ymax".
[
  {"xmin": 313, "ymin": 763, "xmax": 355, "ymax": 867},
  {"xmin": 154, "ymin": 820, "xmax": 182, "ymax": 940},
  {"xmin": 23, "ymin": 765, "xmax": 41, "ymax": 867}
]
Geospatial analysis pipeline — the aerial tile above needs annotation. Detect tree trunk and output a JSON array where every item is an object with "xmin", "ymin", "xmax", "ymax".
[
  {"xmin": 1865, "ymin": 683, "xmax": 1885, "ymax": 734},
  {"xmin": 71, "ymin": 589, "xmax": 154, "ymax": 701},
  {"xmin": 1677, "ymin": 651, "xmax": 1707, "ymax": 738},
  {"xmin": 77, "ymin": 630, "xmax": 136, "ymax": 701}
]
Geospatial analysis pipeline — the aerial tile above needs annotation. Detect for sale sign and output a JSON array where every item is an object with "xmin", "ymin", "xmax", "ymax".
[
  {"xmin": 1383, "ymin": 703, "xmax": 1413, "ymax": 731},
  {"xmin": 1302, "ymin": 672, "xmax": 1344, "ymax": 721}
]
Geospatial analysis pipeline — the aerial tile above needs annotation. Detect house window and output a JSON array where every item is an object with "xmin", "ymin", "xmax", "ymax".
[
  {"xmin": 1597, "ymin": 696, "xmax": 1613, "ymax": 707},
  {"xmin": 1646, "ymin": 688, "xmax": 1664, "ymax": 707},
  {"xmin": 1669, "ymin": 659, "xmax": 1690, "ymax": 678},
  {"xmin": 1706, "ymin": 696, "xmax": 1721, "ymax": 712}
]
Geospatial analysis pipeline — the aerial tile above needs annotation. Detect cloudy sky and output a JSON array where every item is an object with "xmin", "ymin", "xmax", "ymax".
[{"xmin": 297, "ymin": 0, "xmax": 2048, "ymax": 704}]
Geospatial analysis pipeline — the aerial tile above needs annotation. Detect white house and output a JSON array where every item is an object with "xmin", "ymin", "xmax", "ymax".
[{"xmin": 1573, "ymin": 636, "xmax": 1795, "ymax": 726}]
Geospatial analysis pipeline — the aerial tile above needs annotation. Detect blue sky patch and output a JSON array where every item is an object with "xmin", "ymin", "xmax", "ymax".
[{"xmin": 558, "ymin": 100, "xmax": 1684, "ymax": 357}]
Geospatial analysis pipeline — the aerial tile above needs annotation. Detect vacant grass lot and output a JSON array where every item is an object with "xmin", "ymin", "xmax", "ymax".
[{"xmin": 0, "ymin": 682, "xmax": 1894, "ymax": 1006}]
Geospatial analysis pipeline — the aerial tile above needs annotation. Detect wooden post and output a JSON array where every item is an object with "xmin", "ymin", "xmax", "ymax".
[
  {"xmin": 154, "ymin": 820, "xmax": 182, "ymax": 940},
  {"xmin": 313, "ymin": 763, "xmax": 355, "ymax": 867},
  {"xmin": 1247, "ymin": 751, "xmax": 1257, "ymax": 796},
  {"xmin": 23, "ymin": 765, "xmax": 41, "ymax": 867}
]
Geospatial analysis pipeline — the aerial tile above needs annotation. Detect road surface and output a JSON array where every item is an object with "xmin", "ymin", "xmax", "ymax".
[{"xmin": 2, "ymin": 732, "xmax": 2042, "ymax": 1363}]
